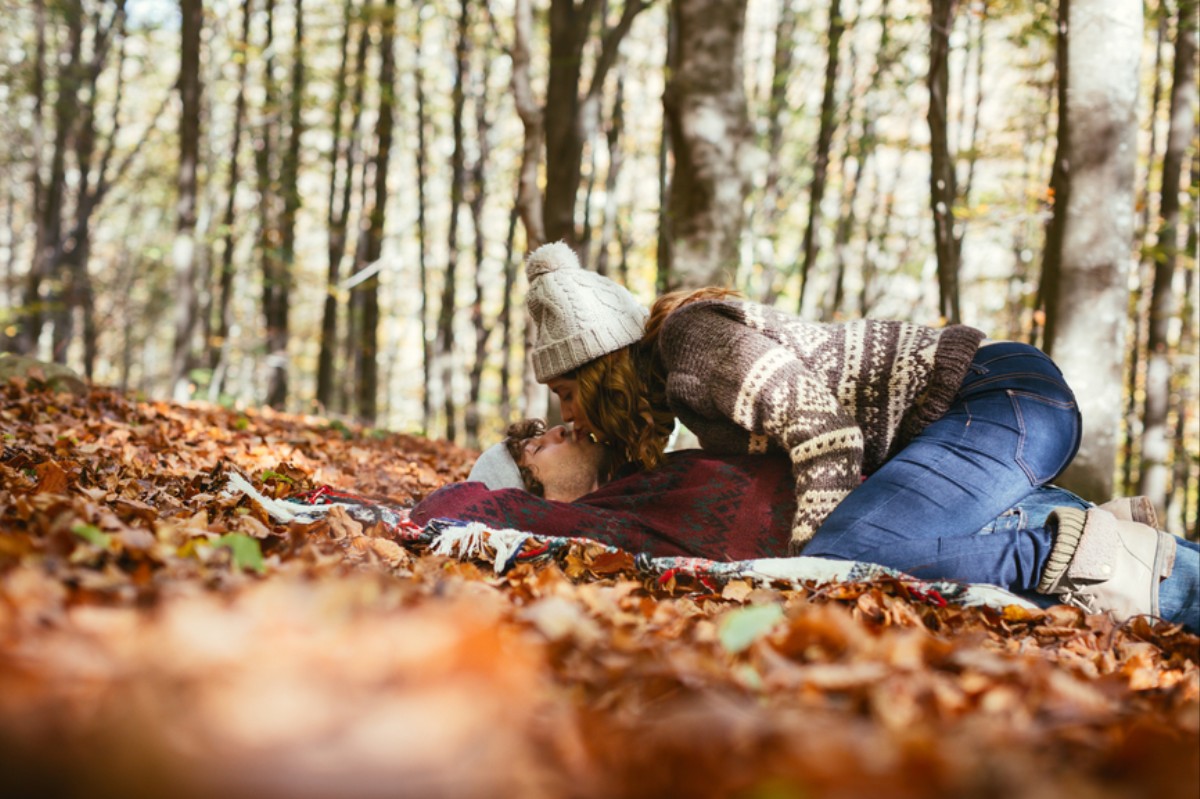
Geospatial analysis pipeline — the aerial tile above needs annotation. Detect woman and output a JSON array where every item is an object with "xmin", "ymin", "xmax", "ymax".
[
  {"xmin": 522, "ymin": 243, "xmax": 1191, "ymax": 620},
  {"xmin": 524, "ymin": 241, "xmax": 1082, "ymax": 562}
]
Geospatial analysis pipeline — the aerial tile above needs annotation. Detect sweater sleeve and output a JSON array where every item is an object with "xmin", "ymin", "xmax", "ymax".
[{"xmin": 658, "ymin": 303, "xmax": 863, "ymax": 550}]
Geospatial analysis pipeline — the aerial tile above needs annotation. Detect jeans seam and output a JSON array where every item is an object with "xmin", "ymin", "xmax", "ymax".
[
  {"xmin": 960, "ymin": 372, "xmax": 1074, "ymax": 396},
  {"xmin": 1010, "ymin": 390, "xmax": 1076, "ymax": 485}
]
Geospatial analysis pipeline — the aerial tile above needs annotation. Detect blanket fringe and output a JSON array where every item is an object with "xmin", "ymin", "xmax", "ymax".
[
  {"xmin": 430, "ymin": 522, "xmax": 528, "ymax": 574},
  {"xmin": 223, "ymin": 472, "xmax": 334, "ymax": 524}
]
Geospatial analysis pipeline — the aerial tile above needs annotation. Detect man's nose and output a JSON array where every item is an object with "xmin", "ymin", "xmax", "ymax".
[{"xmin": 548, "ymin": 425, "xmax": 568, "ymax": 442}]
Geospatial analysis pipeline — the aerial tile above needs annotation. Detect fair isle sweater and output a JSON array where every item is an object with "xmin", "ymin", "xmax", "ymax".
[{"xmin": 656, "ymin": 299, "xmax": 985, "ymax": 550}]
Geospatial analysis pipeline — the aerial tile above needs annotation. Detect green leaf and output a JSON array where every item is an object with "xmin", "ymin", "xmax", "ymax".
[
  {"xmin": 718, "ymin": 604, "xmax": 785, "ymax": 655},
  {"xmin": 260, "ymin": 469, "xmax": 293, "ymax": 484},
  {"xmin": 216, "ymin": 533, "xmax": 265, "ymax": 574},
  {"xmin": 71, "ymin": 523, "xmax": 112, "ymax": 549}
]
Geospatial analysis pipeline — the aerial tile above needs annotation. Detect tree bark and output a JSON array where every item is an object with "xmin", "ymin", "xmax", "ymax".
[
  {"xmin": 354, "ymin": 0, "xmax": 398, "ymax": 424},
  {"xmin": 1043, "ymin": 0, "xmax": 1143, "ymax": 501},
  {"xmin": 756, "ymin": 0, "xmax": 798, "ymax": 304},
  {"xmin": 664, "ymin": 0, "xmax": 750, "ymax": 291},
  {"xmin": 210, "ymin": 0, "xmax": 255, "ymax": 402},
  {"xmin": 543, "ymin": 0, "xmax": 647, "ymax": 247},
  {"xmin": 413, "ymin": 15, "xmax": 433, "ymax": 433},
  {"xmin": 510, "ymin": 0, "xmax": 546, "ymax": 249},
  {"xmin": 14, "ymin": 0, "xmax": 48, "ymax": 354},
  {"xmin": 266, "ymin": 0, "xmax": 305, "ymax": 410},
  {"xmin": 796, "ymin": 0, "xmax": 844, "ymax": 310},
  {"xmin": 498, "ymin": 206, "xmax": 519, "ymax": 423},
  {"xmin": 25, "ymin": 3, "xmax": 83, "ymax": 358},
  {"xmin": 466, "ymin": 14, "xmax": 495, "ymax": 449},
  {"xmin": 595, "ymin": 70, "xmax": 626, "ymax": 277},
  {"xmin": 1123, "ymin": 1, "xmax": 1169, "ymax": 492},
  {"xmin": 1139, "ymin": 0, "xmax": 1197, "ymax": 513},
  {"xmin": 57, "ymin": 2, "xmax": 126, "ymax": 376},
  {"xmin": 436, "ymin": 0, "xmax": 471, "ymax": 443},
  {"xmin": 318, "ymin": 2, "xmax": 368, "ymax": 413},
  {"xmin": 170, "ymin": 0, "xmax": 204, "ymax": 399},
  {"xmin": 927, "ymin": 0, "xmax": 961, "ymax": 323},
  {"xmin": 255, "ymin": 0, "xmax": 282, "ymax": 406}
]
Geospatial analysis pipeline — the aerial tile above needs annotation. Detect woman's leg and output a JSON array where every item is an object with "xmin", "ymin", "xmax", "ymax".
[
  {"xmin": 1151, "ymin": 538, "xmax": 1198, "ymax": 632},
  {"xmin": 804, "ymin": 342, "xmax": 1081, "ymax": 586}
]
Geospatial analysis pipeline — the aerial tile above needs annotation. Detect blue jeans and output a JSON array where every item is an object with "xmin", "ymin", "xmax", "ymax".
[
  {"xmin": 806, "ymin": 341, "xmax": 1082, "ymax": 587},
  {"xmin": 997, "ymin": 489, "xmax": 1199, "ymax": 633},
  {"xmin": 1161, "ymin": 537, "xmax": 1200, "ymax": 632}
]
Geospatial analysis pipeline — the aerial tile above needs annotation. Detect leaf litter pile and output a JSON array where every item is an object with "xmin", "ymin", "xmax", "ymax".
[{"xmin": 0, "ymin": 378, "xmax": 1196, "ymax": 799}]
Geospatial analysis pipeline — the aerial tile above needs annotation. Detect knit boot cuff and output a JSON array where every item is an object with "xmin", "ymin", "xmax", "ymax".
[{"xmin": 1037, "ymin": 506, "xmax": 1088, "ymax": 593}]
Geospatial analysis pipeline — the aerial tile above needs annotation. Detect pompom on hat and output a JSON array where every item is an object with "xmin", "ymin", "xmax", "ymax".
[
  {"xmin": 467, "ymin": 443, "xmax": 524, "ymax": 491},
  {"xmin": 525, "ymin": 242, "xmax": 649, "ymax": 382}
]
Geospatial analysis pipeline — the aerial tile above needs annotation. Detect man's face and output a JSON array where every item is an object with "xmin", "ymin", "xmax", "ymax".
[{"xmin": 518, "ymin": 423, "xmax": 606, "ymax": 502}]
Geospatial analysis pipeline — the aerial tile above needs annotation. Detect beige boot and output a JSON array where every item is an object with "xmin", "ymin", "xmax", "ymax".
[
  {"xmin": 1038, "ymin": 506, "xmax": 1176, "ymax": 620},
  {"xmin": 1095, "ymin": 496, "xmax": 1159, "ymax": 528}
]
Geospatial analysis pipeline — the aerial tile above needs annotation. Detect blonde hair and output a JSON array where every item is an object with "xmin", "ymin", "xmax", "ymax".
[{"xmin": 572, "ymin": 286, "xmax": 740, "ymax": 470}]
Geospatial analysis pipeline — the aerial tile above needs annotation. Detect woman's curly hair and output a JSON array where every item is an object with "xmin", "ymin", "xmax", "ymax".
[{"xmin": 571, "ymin": 286, "xmax": 740, "ymax": 471}]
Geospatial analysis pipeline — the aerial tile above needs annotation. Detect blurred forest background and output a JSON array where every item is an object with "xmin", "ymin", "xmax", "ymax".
[{"xmin": 0, "ymin": 0, "xmax": 1196, "ymax": 534}]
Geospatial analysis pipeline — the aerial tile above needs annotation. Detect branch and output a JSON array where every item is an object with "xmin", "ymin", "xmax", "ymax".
[
  {"xmin": 510, "ymin": 0, "xmax": 545, "ymax": 248},
  {"xmin": 586, "ymin": 0, "xmax": 648, "ymax": 102}
]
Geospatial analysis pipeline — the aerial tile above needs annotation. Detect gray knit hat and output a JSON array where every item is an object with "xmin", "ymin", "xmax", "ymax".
[
  {"xmin": 525, "ymin": 242, "xmax": 649, "ymax": 382},
  {"xmin": 467, "ymin": 443, "xmax": 524, "ymax": 491}
]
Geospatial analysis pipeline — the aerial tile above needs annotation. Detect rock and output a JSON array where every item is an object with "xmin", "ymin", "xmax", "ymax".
[{"xmin": 0, "ymin": 354, "xmax": 88, "ymax": 395}]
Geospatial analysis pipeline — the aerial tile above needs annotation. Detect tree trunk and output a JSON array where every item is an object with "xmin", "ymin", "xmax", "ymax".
[
  {"xmin": 170, "ymin": 0, "xmax": 203, "ymax": 400},
  {"xmin": 1139, "ymin": 0, "xmax": 1197, "ymax": 514},
  {"xmin": 437, "ymin": 0, "xmax": 470, "ymax": 443},
  {"xmin": 656, "ymin": 5, "xmax": 677, "ymax": 294},
  {"xmin": 266, "ymin": 0, "xmax": 305, "ymax": 410},
  {"xmin": 756, "ymin": 0, "xmax": 798, "ymax": 304},
  {"xmin": 466, "ymin": 18, "xmax": 494, "ymax": 449},
  {"xmin": 318, "ymin": 2, "xmax": 368, "ymax": 413},
  {"xmin": 354, "ymin": 0, "xmax": 398, "ymax": 424},
  {"xmin": 26, "ymin": 3, "xmax": 83, "ymax": 359},
  {"xmin": 414, "ymin": 16, "xmax": 433, "ymax": 433},
  {"xmin": 927, "ymin": 0, "xmax": 961, "ymax": 324},
  {"xmin": 1043, "ymin": 0, "xmax": 1143, "ymax": 501},
  {"xmin": 210, "ymin": 0, "xmax": 254, "ymax": 401},
  {"xmin": 255, "ymin": 0, "xmax": 281, "ymax": 407},
  {"xmin": 854, "ymin": 0, "xmax": 895, "ymax": 317},
  {"xmin": 510, "ymin": 0, "xmax": 546, "ymax": 249},
  {"xmin": 595, "ymin": 70, "xmax": 626, "ymax": 277},
  {"xmin": 796, "ymin": 0, "xmax": 844, "ymax": 310},
  {"xmin": 543, "ymin": 0, "xmax": 647, "ymax": 247},
  {"xmin": 498, "ymin": 206, "xmax": 518, "ymax": 423},
  {"xmin": 664, "ymin": 0, "xmax": 750, "ymax": 291},
  {"xmin": 1123, "ymin": 1, "xmax": 1169, "ymax": 492},
  {"xmin": 58, "ymin": 2, "xmax": 126, "ymax": 376},
  {"xmin": 1172, "ymin": 148, "xmax": 1197, "ymax": 534},
  {"xmin": 826, "ymin": 47, "xmax": 863, "ymax": 322},
  {"xmin": 15, "ymin": 0, "xmax": 48, "ymax": 353}
]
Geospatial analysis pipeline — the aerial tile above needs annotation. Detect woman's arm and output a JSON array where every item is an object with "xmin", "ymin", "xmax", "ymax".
[{"xmin": 658, "ymin": 303, "xmax": 863, "ymax": 550}]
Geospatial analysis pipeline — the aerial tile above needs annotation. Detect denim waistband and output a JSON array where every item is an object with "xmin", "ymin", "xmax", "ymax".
[{"xmin": 957, "ymin": 341, "xmax": 1073, "ymax": 399}]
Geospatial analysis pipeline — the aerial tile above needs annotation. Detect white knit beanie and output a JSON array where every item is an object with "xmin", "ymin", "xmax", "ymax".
[
  {"xmin": 466, "ymin": 443, "xmax": 524, "ymax": 491},
  {"xmin": 525, "ymin": 242, "xmax": 649, "ymax": 382}
]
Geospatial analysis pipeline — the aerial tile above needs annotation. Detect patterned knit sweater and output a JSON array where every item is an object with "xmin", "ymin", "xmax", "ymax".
[{"xmin": 656, "ymin": 299, "xmax": 985, "ymax": 550}]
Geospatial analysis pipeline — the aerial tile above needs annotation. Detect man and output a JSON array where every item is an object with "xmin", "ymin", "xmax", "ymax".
[
  {"xmin": 413, "ymin": 419, "xmax": 796, "ymax": 561},
  {"xmin": 411, "ymin": 421, "xmax": 1198, "ymax": 632}
]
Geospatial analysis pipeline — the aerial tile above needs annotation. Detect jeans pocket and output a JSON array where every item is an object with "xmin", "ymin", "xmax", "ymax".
[{"xmin": 1010, "ymin": 390, "xmax": 1081, "ymax": 486}]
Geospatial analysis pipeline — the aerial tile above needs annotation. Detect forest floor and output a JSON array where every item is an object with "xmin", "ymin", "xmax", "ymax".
[{"xmin": 0, "ymin": 374, "xmax": 1197, "ymax": 799}]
